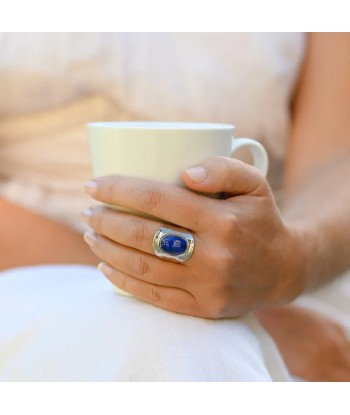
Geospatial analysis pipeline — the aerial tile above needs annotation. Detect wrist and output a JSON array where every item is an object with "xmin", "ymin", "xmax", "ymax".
[
  {"xmin": 270, "ymin": 221, "xmax": 311, "ymax": 305},
  {"xmin": 282, "ymin": 219, "xmax": 323, "ymax": 296}
]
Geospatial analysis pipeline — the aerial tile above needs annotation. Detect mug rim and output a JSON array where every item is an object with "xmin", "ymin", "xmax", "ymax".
[{"xmin": 87, "ymin": 121, "xmax": 235, "ymax": 130}]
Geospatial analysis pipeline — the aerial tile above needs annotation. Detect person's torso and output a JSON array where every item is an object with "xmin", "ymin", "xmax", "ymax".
[{"xmin": 0, "ymin": 32, "xmax": 305, "ymax": 230}]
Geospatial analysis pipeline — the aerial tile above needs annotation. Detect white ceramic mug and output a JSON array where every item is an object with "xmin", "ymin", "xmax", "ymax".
[
  {"xmin": 87, "ymin": 121, "xmax": 268, "ymax": 182},
  {"xmin": 87, "ymin": 121, "xmax": 269, "ymax": 295}
]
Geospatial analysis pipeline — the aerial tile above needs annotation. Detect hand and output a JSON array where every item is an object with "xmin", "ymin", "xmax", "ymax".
[
  {"xmin": 255, "ymin": 305, "xmax": 350, "ymax": 381},
  {"xmin": 82, "ymin": 156, "xmax": 304, "ymax": 318}
]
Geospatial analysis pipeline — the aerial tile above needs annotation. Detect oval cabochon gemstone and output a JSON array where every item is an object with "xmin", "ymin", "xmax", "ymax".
[{"xmin": 160, "ymin": 235, "xmax": 187, "ymax": 255}]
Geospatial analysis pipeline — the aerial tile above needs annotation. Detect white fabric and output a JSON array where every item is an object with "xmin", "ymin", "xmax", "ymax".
[
  {"xmin": 0, "ymin": 265, "xmax": 290, "ymax": 381},
  {"xmin": 0, "ymin": 33, "xmax": 349, "ymax": 381},
  {"xmin": 0, "ymin": 32, "xmax": 305, "ymax": 382}
]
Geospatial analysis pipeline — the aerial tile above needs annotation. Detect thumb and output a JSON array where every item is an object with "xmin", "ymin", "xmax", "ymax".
[{"xmin": 181, "ymin": 156, "xmax": 269, "ymax": 197}]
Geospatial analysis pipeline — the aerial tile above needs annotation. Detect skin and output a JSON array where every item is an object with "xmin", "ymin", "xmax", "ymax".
[
  {"xmin": 81, "ymin": 33, "xmax": 350, "ymax": 379},
  {"xmin": 0, "ymin": 197, "xmax": 98, "ymax": 269},
  {"xmin": 82, "ymin": 162, "xmax": 303, "ymax": 318},
  {"xmin": 1, "ymin": 33, "xmax": 349, "ymax": 380},
  {"xmin": 83, "ymin": 33, "xmax": 350, "ymax": 315},
  {"xmin": 255, "ymin": 306, "xmax": 350, "ymax": 382}
]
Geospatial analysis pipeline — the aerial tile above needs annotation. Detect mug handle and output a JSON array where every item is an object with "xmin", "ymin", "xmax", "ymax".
[{"xmin": 231, "ymin": 138, "xmax": 269, "ymax": 177}]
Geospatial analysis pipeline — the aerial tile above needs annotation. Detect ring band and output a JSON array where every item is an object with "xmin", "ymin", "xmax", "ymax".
[{"xmin": 152, "ymin": 226, "xmax": 195, "ymax": 263}]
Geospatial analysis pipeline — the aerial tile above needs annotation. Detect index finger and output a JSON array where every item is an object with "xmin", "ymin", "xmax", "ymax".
[{"xmin": 84, "ymin": 175, "xmax": 213, "ymax": 230}]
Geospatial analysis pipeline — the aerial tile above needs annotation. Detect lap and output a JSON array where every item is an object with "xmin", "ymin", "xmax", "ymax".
[{"xmin": 0, "ymin": 265, "xmax": 289, "ymax": 381}]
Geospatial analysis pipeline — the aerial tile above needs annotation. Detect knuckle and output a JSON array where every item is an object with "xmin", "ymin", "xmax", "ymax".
[
  {"xmin": 150, "ymin": 284, "xmax": 161, "ymax": 303},
  {"xmin": 220, "ymin": 210, "xmax": 240, "ymax": 235},
  {"xmin": 140, "ymin": 185, "xmax": 163, "ymax": 211},
  {"xmin": 105, "ymin": 180, "xmax": 119, "ymax": 203},
  {"xmin": 119, "ymin": 273, "xmax": 129, "ymax": 291},
  {"xmin": 132, "ymin": 254, "xmax": 149, "ymax": 278},
  {"xmin": 251, "ymin": 172, "xmax": 270, "ymax": 196},
  {"xmin": 213, "ymin": 210, "xmax": 240, "ymax": 243},
  {"xmin": 207, "ymin": 293, "xmax": 230, "ymax": 319},
  {"xmin": 214, "ymin": 249, "xmax": 235, "ymax": 274},
  {"xmin": 130, "ymin": 220, "xmax": 145, "ymax": 248}
]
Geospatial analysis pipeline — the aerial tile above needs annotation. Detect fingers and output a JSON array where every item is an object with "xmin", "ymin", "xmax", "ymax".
[
  {"xmin": 98, "ymin": 263, "xmax": 199, "ymax": 316},
  {"xmin": 182, "ymin": 156, "xmax": 270, "ymax": 197},
  {"xmin": 83, "ymin": 206, "xmax": 162, "ymax": 256},
  {"xmin": 82, "ymin": 208, "xmax": 209, "ymax": 317},
  {"xmin": 83, "ymin": 230, "xmax": 189, "ymax": 289},
  {"xmin": 82, "ymin": 205, "xmax": 199, "ymax": 261},
  {"xmin": 84, "ymin": 176, "xmax": 216, "ymax": 231}
]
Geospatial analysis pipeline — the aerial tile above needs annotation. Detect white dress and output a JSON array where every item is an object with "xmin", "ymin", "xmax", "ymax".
[{"xmin": 0, "ymin": 33, "xmax": 348, "ymax": 381}]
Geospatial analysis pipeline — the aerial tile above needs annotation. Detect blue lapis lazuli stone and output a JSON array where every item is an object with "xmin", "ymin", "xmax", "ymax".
[{"xmin": 160, "ymin": 235, "xmax": 187, "ymax": 256}]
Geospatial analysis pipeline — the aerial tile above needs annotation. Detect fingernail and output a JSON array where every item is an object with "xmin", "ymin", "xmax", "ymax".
[
  {"xmin": 84, "ymin": 230, "xmax": 96, "ymax": 246},
  {"xmin": 82, "ymin": 208, "xmax": 93, "ymax": 221},
  {"xmin": 84, "ymin": 181, "xmax": 98, "ymax": 195},
  {"xmin": 98, "ymin": 262, "xmax": 113, "ymax": 276},
  {"xmin": 185, "ymin": 167, "xmax": 208, "ymax": 183}
]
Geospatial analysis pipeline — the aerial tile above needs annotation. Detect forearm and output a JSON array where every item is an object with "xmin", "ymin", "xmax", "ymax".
[
  {"xmin": 279, "ymin": 33, "xmax": 350, "ymax": 291},
  {"xmin": 282, "ymin": 154, "xmax": 350, "ymax": 289},
  {"xmin": 0, "ymin": 198, "xmax": 98, "ymax": 270}
]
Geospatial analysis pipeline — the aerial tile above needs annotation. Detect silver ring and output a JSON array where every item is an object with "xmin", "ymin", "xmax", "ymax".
[{"xmin": 152, "ymin": 226, "xmax": 195, "ymax": 263}]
